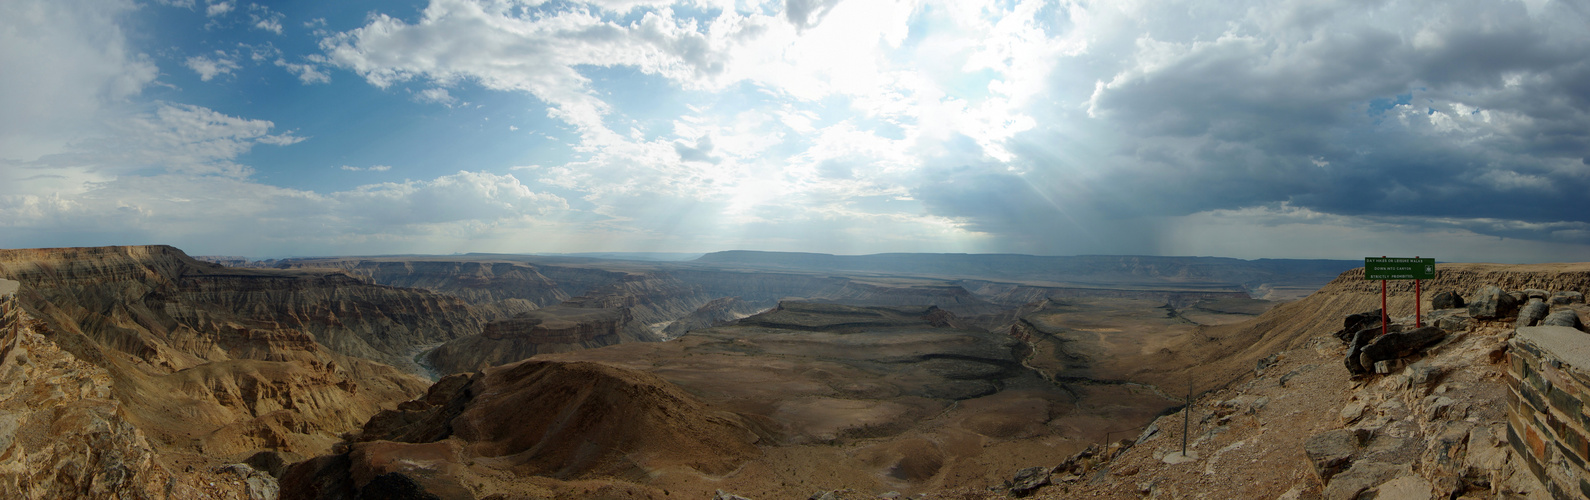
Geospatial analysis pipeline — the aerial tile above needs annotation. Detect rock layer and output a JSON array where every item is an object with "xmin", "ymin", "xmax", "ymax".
[{"xmin": 425, "ymin": 305, "xmax": 660, "ymax": 375}]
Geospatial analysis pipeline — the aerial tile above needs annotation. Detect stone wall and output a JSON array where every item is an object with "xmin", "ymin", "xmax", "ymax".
[{"xmin": 1507, "ymin": 325, "xmax": 1590, "ymax": 499}]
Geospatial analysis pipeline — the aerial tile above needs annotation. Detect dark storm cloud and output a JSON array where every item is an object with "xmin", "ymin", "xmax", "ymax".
[{"xmin": 947, "ymin": 0, "xmax": 1590, "ymax": 247}]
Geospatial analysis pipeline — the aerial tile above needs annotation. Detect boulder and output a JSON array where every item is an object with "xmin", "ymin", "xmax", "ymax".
[
  {"xmin": 1430, "ymin": 291, "xmax": 1464, "ymax": 310},
  {"xmin": 1358, "ymin": 326, "xmax": 1446, "ymax": 370},
  {"xmin": 1550, "ymin": 291, "xmax": 1584, "ymax": 305},
  {"xmin": 1467, "ymin": 286, "xmax": 1520, "ymax": 320},
  {"xmin": 1540, "ymin": 310, "xmax": 1584, "ymax": 330},
  {"xmin": 1009, "ymin": 466, "xmax": 1051, "ymax": 497},
  {"xmin": 1516, "ymin": 298, "xmax": 1549, "ymax": 327},
  {"xmin": 1523, "ymin": 289, "xmax": 1551, "ymax": 300},
  {"xmin": 1345, "ymin": 328, "xmax": 1375, "ymax": 375},
  {"xmin": 1335, "ymin": 310, "xmax": 1384, "ymax": 342}
]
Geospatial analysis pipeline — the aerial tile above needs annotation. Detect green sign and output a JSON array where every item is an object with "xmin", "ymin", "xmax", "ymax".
[{"xmin": 1364, "ymin": 257, "xmax": 1435, "ymax": 280}]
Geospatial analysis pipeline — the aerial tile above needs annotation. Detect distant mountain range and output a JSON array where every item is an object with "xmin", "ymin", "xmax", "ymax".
[{"xmin": 690, "ymin": 250, "xmax": 1361, "ymax": 290}]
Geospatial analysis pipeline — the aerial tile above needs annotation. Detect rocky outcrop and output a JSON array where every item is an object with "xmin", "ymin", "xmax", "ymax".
[
  {"xmin": 562, "ymin": 273, "xmax": 713, "ymax": 326},
  {"xmin": 1351, "ymin": 326, "xmax": 1445, "ymax": 375},
  {"xmin": 663, "ymin": 296, "xmax": 762, "ymax": 337},
  {"xmin": 424, "ymin": 305, "xmax": 660, "ymax": 375},
  {"xmin": 0, "ymin": 292, "xmax": 270, "ymax": 499},
  {"xmin": 0, "ymin": 246, "xmax": 442, "ymax": 468},
  {"xmin": 276, "ymin": 259, "xmax": 570, "ymax": 308},
  {"xmin": 0, "ymin": 297, "xmax": 174, "ymax": 498},
  {"xmin": 280, "ymin": 359, "xmax": 761, "ymax": 499}
]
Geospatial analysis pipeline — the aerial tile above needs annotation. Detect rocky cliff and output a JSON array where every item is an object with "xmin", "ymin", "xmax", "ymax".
[
  {"xmin": 265, "ymin": 258, "xmax": 570, "ymax": 309},
  {"xmin": 0, "ymin": 246, "xmax": 479, "ymax": 469},
  {"xmin": 0, "ymin": 288, "xmax": 282, "ymax": 499},
  {"xmin": 992, "ymin": 262, "xmax": 1590, "ymax": 499},
  {"xmin": 663, "ymin": 296, "xmax": 764, "ymax": 337},
  {"xmin": 425, "ymin": 305, "xmax": 661, "ymax": 375}
]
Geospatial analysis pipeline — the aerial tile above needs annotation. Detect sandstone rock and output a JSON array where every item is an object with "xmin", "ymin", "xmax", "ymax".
[
  {"xmin": 1424, "ymin": 396, "xmax": 1457, "ymax": 421},
  {"xmin": 715, "ymin": 490, "xmax": 754, "ymax": 500},
  {"xmin": 1523, "ymin": 288, "xmax": 1551, "ymax": 300},
  {"xmin": 1431, "ymin": 291, "xmax": 1464, "ymax": 310},
  {"xmin": 218, "ymin": 463, "xmax": 280, "ymax": 500},
  {"xmin": 1540, "ymin": 309, "xmax": 1584, "ymax": 330},
  {"xmin": 1549, "ymin": 291, "xmax": 1583, "ymax": 305},
  {"xmin": 1322, "ymin": 461, "xmax": 1407, "ymax": 500},
  {"xmin": 1373, "ymin": 358, "xmax": 1408, "ymax": 374},
  {"xmin": 1135, "ymin": 423, "xmax": 1160, "ymax": 445},
  {"xmin": 1304, "ymin": 429, "xmax": 1366, "ymax": 482},
  {"xmin": 0, "ymin": 305, "xmax": 181, "ymax": 500},
  {"xmin": 1340, "ymin": 402, "xmax": 1367, "ymax": 425},
  {"xmin": 1515, "ymin": 298, "xmax": 1548, "ymax": 326},
  {"xmin": 1009, "ymin": 466, "xmax": 1051, "ymax": 497},
  {"xmin": 1467, "ymin": 286, "xmax": 1519, "ymax": 320},
  {"xmin": 1508, "ymin": 291, "xmax": 1526, "ymax": 303},
  {"xmin": 1406, "ymin": 362, "xmax": 1445, "ymax": 391},
  {"xmin": 1371, "ymin": 474, "xmax": 1435, "ymax": 500}
]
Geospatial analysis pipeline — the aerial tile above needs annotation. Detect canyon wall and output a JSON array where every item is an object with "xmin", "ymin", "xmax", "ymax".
[
  {"xmin": 425, "ymin": 305, "xmax": 661, "ymax": 375},
  {"xmin": 0, "ymin": 246, "xmax": 471, "ymax": 466}
]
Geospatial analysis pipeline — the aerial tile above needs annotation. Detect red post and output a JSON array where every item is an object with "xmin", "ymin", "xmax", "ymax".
[{"xmin": 1381, "ymin": 279, "xmax": 1388, "ymax": 337}]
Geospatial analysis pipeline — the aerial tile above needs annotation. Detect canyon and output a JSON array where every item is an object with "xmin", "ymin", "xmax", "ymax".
[{"xmin": 7, "ymin": 245, "xmax": 1580, "ymax": 498}]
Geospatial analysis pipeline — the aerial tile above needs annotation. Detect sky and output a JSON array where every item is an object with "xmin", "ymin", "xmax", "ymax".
[{"xmin": 2, "ymin": 0, "xmax": 1588, "ymax": 262}]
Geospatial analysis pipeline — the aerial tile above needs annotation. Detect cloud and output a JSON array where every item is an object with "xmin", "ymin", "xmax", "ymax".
[
  {"xmin": 274, "ymin": 57, "xmax": 330, "ymax": 83},
  {"xmin": 414, "ymin": 87, "xmax": 457, "ymax": 106},
  {"xmin": 784, "ymin": 0, "xmax": 841, "ymax": 30},
  {"xmin": 185, "ymin": 52, "xmax": 240, "ymax": 81},
  {"xmin": 11, "ymin": 0, "xmax": 1590, "ymax": 260},
  {"xmin": 673, "ymin": 135, "xmax": 720, "ymax": 163},
  {"xmin": 0, "ymin": 0, "xmax": 157, "ymax": 162},
  {"xmin": 248, "ymin": 3, "xmax": 284, "ymax": 34},
  {"xmin": 206, "ymin": 1, "xmax": 233, "ymax": 17},
  {"xmin": 0, "ymin": 170, "xmax": 572, "ymax": 256},
  {"xmin": 340, "ymin": 165, "xmax": 391, "ymax": 172},
  {"xmin": 15, "ymin": 102, "xmax": 304, "ymax": 183}
]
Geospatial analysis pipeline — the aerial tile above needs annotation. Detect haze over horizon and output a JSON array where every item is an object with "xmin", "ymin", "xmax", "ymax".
[{"xmin": 4, "ymin": 0, "xmax": 1589, "ymax": 263}]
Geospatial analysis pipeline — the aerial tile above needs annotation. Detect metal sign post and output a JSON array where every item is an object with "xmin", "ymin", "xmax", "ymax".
[{"xmin": 1364, "ymin": 257, "xmax": 1437, "ymax": 332}]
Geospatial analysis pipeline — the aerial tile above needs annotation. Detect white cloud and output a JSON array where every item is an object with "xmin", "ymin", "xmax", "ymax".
[
  {"xmin": 414, "ymin": 87, "xmax": 457, "ymax": 106},
  {"xmin": 206, "ymin": 1, "xmax": 233, "ymax": 17},
  {"xmin": 274, "ymin": 57, "xmax": 330, "ymax": 84},
  {"xmin": 0, "ymin": 170, "xmax": 571, "ymax": 255},
  {"xmin": 248, "ymin": 3, "xmax": 284, "ymax": 34},
  {"xmin": 185, "ymin": 52, "xmax": 240, "ymax": 81},
  {"xmin": 0, "ymin": 0, "xmax": 157, "ymax": 162},
  {"xmin": 340, "ymin": 165, "xmax": 392, "ymax": 172}
]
